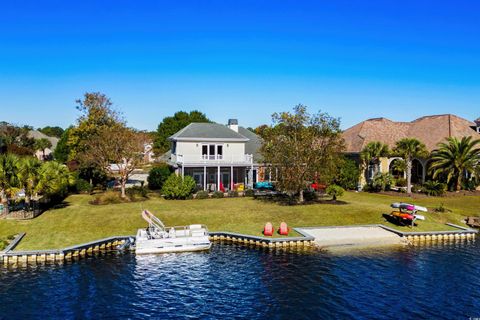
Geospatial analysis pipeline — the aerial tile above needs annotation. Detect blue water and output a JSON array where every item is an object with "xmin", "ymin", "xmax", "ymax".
[{"xmin": 0, "ymin": 241, "xmax": 479, "ymax": 319}]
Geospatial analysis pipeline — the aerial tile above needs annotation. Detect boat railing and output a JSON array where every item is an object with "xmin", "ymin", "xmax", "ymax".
[{"xmin": 142, "ymin": 210, "xmax": 166, "ymax": 232}]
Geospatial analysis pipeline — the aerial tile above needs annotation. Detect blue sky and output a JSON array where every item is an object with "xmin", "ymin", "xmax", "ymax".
[{"xmin": 0, "ymin": 0, "xmax": 479, "ymax": 131}]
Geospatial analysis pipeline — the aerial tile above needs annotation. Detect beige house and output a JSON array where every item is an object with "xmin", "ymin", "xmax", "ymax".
[
  {"xmin": 27, "ymin": 130, "xmax": 59, "ymax": 161},
  {"xmin": 342, "ymin": 114, "xmax": 480, "ymax": 186}
]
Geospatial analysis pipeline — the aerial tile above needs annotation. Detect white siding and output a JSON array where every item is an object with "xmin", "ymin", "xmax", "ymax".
[
  {"xmin": 173, "ymin": 141, "xmax": 250, "ymax": 164},
  {"xmin": 176, "ymin": 141, "xmax": 245, "ymax": 158}
]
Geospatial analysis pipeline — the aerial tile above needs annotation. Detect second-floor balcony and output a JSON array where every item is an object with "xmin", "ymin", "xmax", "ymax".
[{"xmin": 173, "ymin": 154, "xmax": 253, "ymax": 165}]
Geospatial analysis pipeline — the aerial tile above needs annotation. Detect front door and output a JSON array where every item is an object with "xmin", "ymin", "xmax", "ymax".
[{"xmin": 221, "ymin": 172, "xmax": 230, "ymax": 190}]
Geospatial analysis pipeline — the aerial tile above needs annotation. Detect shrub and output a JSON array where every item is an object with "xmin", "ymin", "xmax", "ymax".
[
  {"xmin": 395, "ymin": 177, "xmax": 407, "ymax": 187},
  {"xmin": 196, "ymin": 190, "xmax": 209, "ymax": 199},
  {"xmin": 412, "ymin": 184, "xmax": 423, "ymax": 193},
  {"xmin": 244, "ymin": 189, "xmax": 255, "ymax": 197},
  {"xmin": 228, "ymin": 190, "xmax": 239, "ymax": 198},
  {"xmin": 90, "ymin": 191, "xmax": 123, "ymax": 205},
  {"xmin": 303, "ymin": 190, "xmax": 317, "ymax": 202},
  {"xmin": 326, "ymin": 184, "xmax": 344, "ymax": 201},
  {"xmin": 74, "ymin": 178, "xmax": 92, "ymax": 194},
  {"xmin": 422, "ymin": 181, "xmax": 446, "ymax": 196},
  {"xmin": 126, "ymin": 186, "xmax": 149, "ymax": 199},
  {"xmin": 161, "ymin": 174, "xmax": 196, "ymax": 200},
  {"xmin": 371, "ymin": 172, "xmax": 394, "ymax": 191},
  {"xmin": 434, "ymin": 203, "xmax": 452, "ymax": 213},
  {"xmin": 462, "ymin": 179, "xmax": 479, "ymax": 191},
  {"xmin": 361, "ymin": 183, "xmax": 373, "ymax": 192},
  {"xmin": 333, "ymin": 157, "xmax": 361, "ymax": 190},
  {"xmin": 212, "ymin": 191, "xmax": 224, "ymax": 198},
  {"xmin": 147, "ymin": 165, "xmax": 172, "ymax": 190}
]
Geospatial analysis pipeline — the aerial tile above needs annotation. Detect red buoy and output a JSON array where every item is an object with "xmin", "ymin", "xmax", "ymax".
[
  {"xmin": 263, "ymin": 222, "xmax": 274, "ymax": 236},
  {"xmin": 279, "ymin": 222, "xmax": 289, "ymax": 235}
]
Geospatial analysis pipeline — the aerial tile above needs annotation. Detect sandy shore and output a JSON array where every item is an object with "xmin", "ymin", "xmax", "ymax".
[{"xmin": 298, "ymin": 226, "xmax": 405, "ymax": 249}]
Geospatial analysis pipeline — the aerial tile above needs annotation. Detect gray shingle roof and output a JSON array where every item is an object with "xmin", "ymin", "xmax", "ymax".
[
  {"xmin": 163, "ymin": 123, "xmax": 264, "ymax": 164},
  {"xmin": 238, "ymin": 127, "xmax": 263, "ymax": 163},
  {"xmin": 169, "ymin": 123, "xmax": 249, "ymax": 141},
  {"xmin": 27, "ymin": 130, "xmax": 60, "ymax": 149}
]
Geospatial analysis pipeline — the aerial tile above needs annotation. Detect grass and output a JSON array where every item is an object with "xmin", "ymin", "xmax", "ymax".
[{"xmin": 0, "ymin": 191, "xmax": 478, "ymax": 251}]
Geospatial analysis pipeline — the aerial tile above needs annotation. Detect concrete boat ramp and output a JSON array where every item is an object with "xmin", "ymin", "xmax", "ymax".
[{"xmin": 297, "ymin": 226, "xmax": 405, "ymax": 250}]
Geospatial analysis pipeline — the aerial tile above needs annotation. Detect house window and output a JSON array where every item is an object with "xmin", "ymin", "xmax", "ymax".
[
  {"xmin": 201, "ymin": 144, "xmax": 224, "ymax": 160},
  {"xmin": 172, "ymin": 142, "xmax": 177, "ymax": 154},
  {"xmin": 209, "ymin": 145, "xmax": 215, "ymax": 159}
]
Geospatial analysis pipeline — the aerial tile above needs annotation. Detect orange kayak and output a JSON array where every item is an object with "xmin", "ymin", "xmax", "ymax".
[{"xmin": 391, "ymin": 211, "xmax": 414, "ymax": 221}]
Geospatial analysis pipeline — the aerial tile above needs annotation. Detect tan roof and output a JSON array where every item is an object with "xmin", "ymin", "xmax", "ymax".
[{"xmin": 343, "ymin": 114, "xmax": 479, "ymax": 153}]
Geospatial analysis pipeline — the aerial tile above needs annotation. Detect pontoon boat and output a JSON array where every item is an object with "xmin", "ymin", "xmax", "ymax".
[{"xmin": 135, "ymin": 210, "xmax": 211, "ymax": 254}]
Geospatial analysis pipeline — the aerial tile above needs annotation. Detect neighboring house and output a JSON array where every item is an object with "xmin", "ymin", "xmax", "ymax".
[
  {"xmin": 342, "ymin": 114, "xmax": 480, "ymax": 185},
  {"xmin": 143, "ymin": 142, "xmax": 155, "ymax": 163},
  {"xmin": 28, "ymin": 130, "xmax": 59, "ymax": 160},
  {"xmin": 164, "ymin": 119, "xmax": 264, "ymax": 191}
]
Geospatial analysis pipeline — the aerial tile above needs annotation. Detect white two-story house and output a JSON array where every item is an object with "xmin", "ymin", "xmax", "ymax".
[{"xmin": 165, "ymin": 119, "xmax": 264, "ymax": 192}]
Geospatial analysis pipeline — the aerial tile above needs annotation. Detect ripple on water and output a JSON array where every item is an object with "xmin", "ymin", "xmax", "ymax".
[{"xmin": 0, "ymin": 240, "xmax": 479, "ymax": 319}]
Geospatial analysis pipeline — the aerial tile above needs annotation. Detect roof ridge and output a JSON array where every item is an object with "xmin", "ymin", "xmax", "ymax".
[{"xmin": 170, "ymin": 123, "xmax": 195, "ymax": 138}]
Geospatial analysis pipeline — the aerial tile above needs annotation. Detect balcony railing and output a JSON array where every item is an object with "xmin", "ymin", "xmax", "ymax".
[{"xmin": 174, "ymin": 154, "xmax": 253, "ymax": 165}]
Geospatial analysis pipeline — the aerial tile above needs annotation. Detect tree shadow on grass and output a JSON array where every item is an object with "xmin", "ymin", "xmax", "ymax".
[
  {"xmin": 254, "ymin": 193, "xmax": 348, "ymax": 206},
  {"xmin": 49, "ymin": 201, "xmax": 70, "ymax": 210}
]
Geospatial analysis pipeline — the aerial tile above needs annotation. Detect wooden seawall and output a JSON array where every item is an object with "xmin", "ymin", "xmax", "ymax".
[
  {"xmin": 209, "ymin": 229, "xmax": 316, "ymax": 249},
  {"xmin": 0, "ymin": 234, "xmax": 131, "ymax": 265},
  {"xmin": 1, "ymin": 223, "xmax": 476, "ymax": 265},
  {"xmin": 379, "ymin": 223, "xmax": 478, "ymax": 244}
]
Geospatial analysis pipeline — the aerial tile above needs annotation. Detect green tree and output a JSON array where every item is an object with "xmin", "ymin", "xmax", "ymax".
[
  {"xmin": 68, "ymin": 92, "xmax": 121, "ymax": 160},
  {"xmin": 54, "ymin": 127, "xmax": 72, "ymax": 163},
  {"xmin": 371, "ymin": 172, "xmax": 395, "ymax": 192},
  {"xmin": 254, "ymin": 124, "xmax": 269, "ymax": 139},
  {"xmin": 326, "ymin": 184, "xmax": 344, "ymax": 201},
  {"xmin": 261, "ymin": 104, "xmax": 344, "ymax": 203},
  {"xmin": 161, "ymin": 174, "xmax": 196, "ymax": 200},
  {"xmin": 393, "ymin": 138, "xmax": 428, "ymax": 194},
  {"xmin": 360, "ymin": 141, "xmax": 390, "ymax": 180},
  {"xmin": 154, "ymin": 111, "xmax": 210, "ymax": 154},
  {"xmin": 81, "ymin": 124, "xmax": 144, "ymax": 198},
  {"xmin": 38, "ymin": 126, "xmax": 64, "ymax": 138},
  {"xmin": 147, "ymin": 164, "xmax": 172, "ymax": 190},
  {"xmin": 16, "ymin": 157, "xmax": 41, "ymax": 208},
  {"xmin": 0, "ymin": 154, "xmax": 19, "ymax": 214},
  {"xmin": 334, "ymin": 156, "xmax": 361, "ymax": 190},
  {"xmin": 429, "ymin": 136, "xmax": 480, "ymax": 191},
  {"xmin": 36, "ymin": 161, "xmax": 74, "ymax": 197},
  {"xmin": 0, "ymin": 123, "xmax": 35, "ymax": 155},
  {"xmin": 34, "ymin": 138, "xmax": 52, "ymax": 160}
]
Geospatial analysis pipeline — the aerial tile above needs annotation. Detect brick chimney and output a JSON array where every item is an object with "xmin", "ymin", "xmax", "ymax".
[{"xmin": 228, "ymin": 119, "xmax": 238, "ymax": 132}]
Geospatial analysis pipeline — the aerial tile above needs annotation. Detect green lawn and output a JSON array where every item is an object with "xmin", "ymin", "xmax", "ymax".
[{"xmin": 1, "ymin": 191, "xmax": 478, "ymax": 250}]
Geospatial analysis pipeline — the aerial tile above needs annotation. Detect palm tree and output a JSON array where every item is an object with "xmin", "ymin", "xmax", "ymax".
[
  {"xmin": 0, "ymin": 154, "xmax": 20, "ymax": 214},
  {"xmin": 429, "ymin": 136, "xmax": 480, "ymax": 191},
  {"xmin": 17, "ymin": 157, "xmax": 41, "ymax": 209},
  {"xmin": 34, "ymin": 138, "xmax": 52, "ymax": 160},
  {"xmin": 36, "ymin": 161, "xmax": 74, "ymax": 197},
  {"xmin": 360, "ymin": 141, "xmax": 390, "ymax": 180},
  {"xmin": 393, "ymin": 138, "xmax": 428, "ymax": 194}
]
